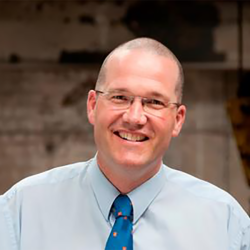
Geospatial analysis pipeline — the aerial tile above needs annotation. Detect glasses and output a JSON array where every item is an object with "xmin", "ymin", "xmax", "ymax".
[{"xmin": 95, "ymin": 90, "xmax": 181, "ymax": 117}]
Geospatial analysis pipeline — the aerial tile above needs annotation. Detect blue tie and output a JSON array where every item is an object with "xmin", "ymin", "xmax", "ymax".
[{"xmin": 105, "ymin": 195, "xmax": 133, "ymax": 250}]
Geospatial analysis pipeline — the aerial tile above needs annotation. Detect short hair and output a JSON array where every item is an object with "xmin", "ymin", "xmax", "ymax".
[{"xmin": 96, "ymin": 37, "xmax": 184, "ymax": 102}]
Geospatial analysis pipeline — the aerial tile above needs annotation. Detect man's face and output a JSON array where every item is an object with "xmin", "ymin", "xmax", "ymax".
[{"xmin": 87, "ymin": 49, "xmax": 186, "ymax": 178}]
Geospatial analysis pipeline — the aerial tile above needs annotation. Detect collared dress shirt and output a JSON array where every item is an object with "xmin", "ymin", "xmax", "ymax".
[{"xmin": 0, "ymin": 156, "xmax": 249, "ymax": 250}]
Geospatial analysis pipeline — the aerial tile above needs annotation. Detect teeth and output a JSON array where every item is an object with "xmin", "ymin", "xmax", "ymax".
[{"xmin": 118, "ymin": 132, "xmax": 146, "ymax": 142}]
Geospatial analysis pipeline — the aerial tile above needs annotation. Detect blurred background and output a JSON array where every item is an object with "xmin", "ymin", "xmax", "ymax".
[{"xmin": 0, "ymin": 0, "xmax": 249, "ymax": 214}]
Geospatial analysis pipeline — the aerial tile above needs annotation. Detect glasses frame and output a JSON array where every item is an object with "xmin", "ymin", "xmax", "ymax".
[{"xmin": 95, "ymin": 90, "xmax": 182, "ymax": 116}]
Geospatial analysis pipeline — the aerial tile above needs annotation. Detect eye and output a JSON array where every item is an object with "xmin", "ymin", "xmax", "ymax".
[
  {"xmin": 110, "ymin": 94, "xmax": 129, "ymax": 103},
  {"xmin": 145, "ymin": 98, "xmax": 165, "ymax": 109}
]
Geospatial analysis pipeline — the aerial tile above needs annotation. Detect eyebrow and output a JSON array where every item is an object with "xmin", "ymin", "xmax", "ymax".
[
  {"xmin": 107, "ymin": 88, "xmax": 129, "ymax": 93},
  {"xmin": 147, "ymin": 91, "xmax": 170, "ymax": 101},
  {"xmin": 107, "ymin": 88, "xmax": 171, "ymax": 102}
]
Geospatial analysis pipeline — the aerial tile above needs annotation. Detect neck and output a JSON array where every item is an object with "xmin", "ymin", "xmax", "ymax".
[{"xmin": 97, "ymin": 155, "xmax": 161, "ymax": 194}]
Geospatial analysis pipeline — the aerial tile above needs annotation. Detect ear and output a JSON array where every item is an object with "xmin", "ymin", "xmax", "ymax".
[
  {"xmin": 87, "ymin": 90, "xmax": 97, "ymax": 125},
  {"xmin": 172, "ymin": 105, "xmax": 186, "ymax": 137}
]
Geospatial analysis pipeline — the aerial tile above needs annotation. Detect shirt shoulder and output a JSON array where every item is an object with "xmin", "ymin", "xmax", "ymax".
[
  {"xmin": 0, "ymin": 158, "xmax": 97, "ymax": 250},
  {"xmin": 163, "ymin": 165, "xmax": 250, "ymax": 229},
  {"xmin": 2, "ymin": 158, "xmax": 94, "ymax": 202}
]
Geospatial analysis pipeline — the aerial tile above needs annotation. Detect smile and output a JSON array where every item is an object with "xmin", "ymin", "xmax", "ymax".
[{"xmin": 115, "ymin": 132, "xmax": 148, "ymax": 142}]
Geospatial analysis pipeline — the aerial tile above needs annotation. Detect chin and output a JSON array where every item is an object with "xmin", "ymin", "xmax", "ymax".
[{"xmin": 113, "ymin": 154, "xmax": 154, "ymax": 170}]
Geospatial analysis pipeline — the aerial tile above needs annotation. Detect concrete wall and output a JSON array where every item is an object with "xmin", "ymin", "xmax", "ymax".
[
  {"xmin": 0, "ymin": 1, "xmax": 250, "ymax": 66},
  {"xmin": 0, "ymin": 1, "xmax": 249, "ymax": 213},
  {"xmin": 165, "ymin": 70, "xmax": 249, "ymax": 211}
]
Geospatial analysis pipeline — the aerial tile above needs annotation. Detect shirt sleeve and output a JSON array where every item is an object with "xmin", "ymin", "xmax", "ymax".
[
  {"xmin": 0, "ymin": 195, "xmax": 18, "ymax": 250},
  {"xmin": 229, "ymin": 208, "xmax": 250, "ymax": 250},
  {"xmin": 241, "ymin": 225, "xmax": 250, "ymax": 250}
]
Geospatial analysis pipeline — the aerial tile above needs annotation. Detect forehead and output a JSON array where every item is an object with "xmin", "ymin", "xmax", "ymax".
[{"xmin": 104, "ymin": 49, "xmax": 179, "ymax": 94}]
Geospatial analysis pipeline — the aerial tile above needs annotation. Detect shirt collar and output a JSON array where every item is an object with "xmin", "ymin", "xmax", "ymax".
[
  {"xmin": 128, "ymin": 166, "xmax": 166, "ymax": 223},
  {"xmin": 88, "ymin": 156, "xmax": 120, "ymax": 222},
  {"xmin": 88, "ymin": 156, "xmax": 166, "ymax": 224}
]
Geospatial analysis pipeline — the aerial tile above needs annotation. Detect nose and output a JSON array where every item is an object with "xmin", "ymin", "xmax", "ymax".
[{"xmin": 122, "ymin": 98, "xmax": 147, "ymax": 126}]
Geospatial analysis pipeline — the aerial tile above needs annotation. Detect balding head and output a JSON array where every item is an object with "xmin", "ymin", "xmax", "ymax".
[{"xmin": 96, "ymin": 37, "xmax": 184, "ymax": 102}]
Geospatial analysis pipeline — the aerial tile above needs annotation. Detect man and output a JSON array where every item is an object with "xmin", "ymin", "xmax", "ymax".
[{"xmin": 0, "ymin": 38, "xmax": 249, "ymax": 250}]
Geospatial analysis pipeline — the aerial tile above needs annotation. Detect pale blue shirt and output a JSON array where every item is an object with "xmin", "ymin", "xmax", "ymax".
[{"xmin": 0, "ymin": 156, "xmax": 249, "ymax": 250}]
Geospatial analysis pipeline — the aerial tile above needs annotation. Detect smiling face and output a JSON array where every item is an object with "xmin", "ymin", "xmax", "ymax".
[{"xmin": 87, "ymin": 49, "xmax": 186, "ymax": 189}]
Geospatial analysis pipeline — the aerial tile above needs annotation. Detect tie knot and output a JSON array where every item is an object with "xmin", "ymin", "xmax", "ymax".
[{"xmin": 112, "ymin": 195, "xmax": 133, "ymax": 220}]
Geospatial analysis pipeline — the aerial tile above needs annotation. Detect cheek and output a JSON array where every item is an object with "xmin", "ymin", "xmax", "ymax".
[
  {"xmin": 154, "ymin": 118, "xmax": 176, "ymax": 141},
  {"xmin": 93, "ymin": 108, "xmax": 117, "ymax": 136}
]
